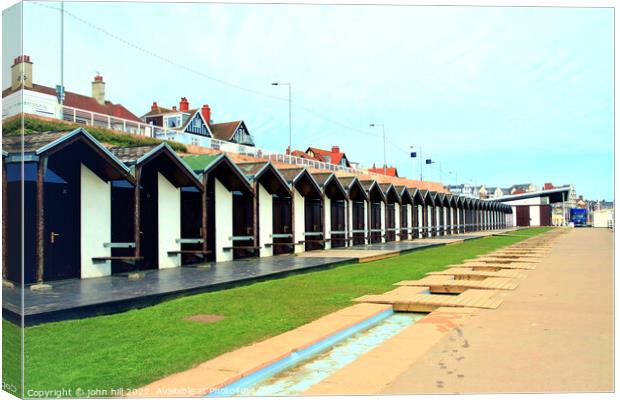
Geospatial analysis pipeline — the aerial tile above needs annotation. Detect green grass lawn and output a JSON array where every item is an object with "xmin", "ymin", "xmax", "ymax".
[{"xmin": 4, "ymin": 227, "xmax": 551, "ymax": 396}]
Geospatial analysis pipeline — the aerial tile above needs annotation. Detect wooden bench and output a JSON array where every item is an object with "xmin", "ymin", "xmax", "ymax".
[
  {"xmin": 92, "ymin": 256, "xmax": 143, "ymax": 265},
  {"xmin": 167, "ymin": 250, "xmax": 212, "ymax": 256},
  {"xmin": 93, "ymin": 242, "xmax": 141, "ymax": 265}
]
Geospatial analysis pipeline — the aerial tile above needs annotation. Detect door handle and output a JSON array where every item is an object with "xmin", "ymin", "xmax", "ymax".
[{"xmin": 50, "ymin": 232, "xmax": 60, "ymax": 243}]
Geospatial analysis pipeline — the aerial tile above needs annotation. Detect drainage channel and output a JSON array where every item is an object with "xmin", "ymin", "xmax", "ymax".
[{"xmin": 209, "ymin": 310, "xmax": 425, "ymax": 397}]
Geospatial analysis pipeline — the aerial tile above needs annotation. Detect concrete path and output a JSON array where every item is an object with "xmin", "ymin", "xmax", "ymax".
[{"xmin": 381, "ymin": 228, "xmax": 613, "ymax": 394}]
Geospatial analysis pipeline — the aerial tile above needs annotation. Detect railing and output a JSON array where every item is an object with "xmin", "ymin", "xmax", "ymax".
[{"xmin": 56, "ymin": 104, "xmax": 389, "ymax": 178}]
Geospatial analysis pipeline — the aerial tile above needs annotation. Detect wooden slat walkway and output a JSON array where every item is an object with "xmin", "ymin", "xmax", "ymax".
[
  {"xmin": 464, "ymin": 256, "xmax": 542, "ymax": 264},
  {"xmin": 395, "ymin": 275, "xmax": 519, "ymax": 293},
  {"xmin": 354, "ymin": 286, "xmax": 503, "ymax": 311},
  {"xmin": 428, "ymin": 267, "xmax": 527, "ymax": 279},
  {"xmin": 457, "ymin": 262, "xmax": 536, "ymax": 270}
]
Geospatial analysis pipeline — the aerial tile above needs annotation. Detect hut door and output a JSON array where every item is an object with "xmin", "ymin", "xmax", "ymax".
[
  {"xmin": 385, "ymin": 204, "xmax": 395, "ymax": 242},
  {"xmin": 330, "ymin": 200, "xmax": 346, "ymax": 248},
  {"xmin": 412, "ymin": 205, "xmax": 419, "ymax": 239},
  {"xmin": 43, "ymin": 167, "xmax": 80, "ymax": 281},
  {"xmin": 431, "ymin": 207, "xmax": 437, "ymax": 236},
  {"xmin": 304, "ymin": 198, "xmax": 323, "ymax": 251},
  {"xmin": 400, "ymin": 205, "xmax": 408, "ymax": 240},
  {"xmin": 370, "ymin": 202, "xmax": 382, "ymax": 243},
  {"xmin": 233, "ymin": 192, "xmax": 255, "ymax": 259},
  {"xmin": 539, "ymin": 205, "xmax": 552, "ymax": 226},
  {"xmin": 352, "ymin": 201, "xmax": 365, "ymax": 245},
  {"xmin": 516, "ymin": 206, "xmax": 530, "ymax": 227},
  {"xmin": 273, "ymin": 196, "xmax": 292, "ymax": 255}
]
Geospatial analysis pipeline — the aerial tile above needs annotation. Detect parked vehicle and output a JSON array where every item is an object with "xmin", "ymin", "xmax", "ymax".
[{"xmin": 569, "ymin": 208, "xmax": 588, "ymax": 227}]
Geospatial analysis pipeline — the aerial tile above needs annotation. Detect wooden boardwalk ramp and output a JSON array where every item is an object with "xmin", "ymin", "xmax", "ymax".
[
  {"xmin": 354, "ymin": 286, "xmax": 503, "ymax": 312},
  {"xmin": 458, "ymin": 262, "xmax": 536, "ymax": 270},
  {"xmin": 428, "ymin": 267, "xmax": 528, "ymax": 280},
  {"xmin": 395, "ymin": 274, "xmax": 519, "ymax": 294}
]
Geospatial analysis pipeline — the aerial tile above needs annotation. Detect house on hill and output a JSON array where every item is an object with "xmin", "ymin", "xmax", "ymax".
[
  {"xmin": 2, "ymin": 55, "xmax": 142, "ymax": 132},
  {"xmin": 142, "ymin": 98, "xmax": 255, "ymax": 147}
]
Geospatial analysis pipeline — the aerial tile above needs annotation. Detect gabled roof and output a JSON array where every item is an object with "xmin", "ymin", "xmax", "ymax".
[
  {"xmin": 3, "ymin": 83, "xmax": 141, "ymax": 122},
  {"xmin": 182, "ymin": 153, "xmax": 252, "ymax": 194},
  {"xmin": 279, "ymin": 167, "xmax": 323, "ymax": 198},
  {"xmin": 178, "ymin": 110, "xmax": 212, "ymax": 135},
  {"xmin": 210, "ymin": 121, "xmax": 242, "ymax": 141},
  {"xmin": 379, "ymin": 183, "xmax": 401, "ymax": 204},
  {"xmin": 396, "ymin": 185, "xmax": 414, "ymax": 205},
  {"xmin": 409, "ymin": 188, "xmax": 425, "ymax": 205},
  {"xmin": 337, "ymin": 176, "xmax": 369, "ymax": 201},
  {"xmin": 306, "ymin": 147, "xmax": 349, "ymax": 167},
  {"xmin": 368, "ymin": 166, "xmax": 399, "ymax": 177},
  {"xmin": 110, "ymin": 142, "xmax": 202, "ymax": 188},
  {"xmin": 311, "ymin": 172, "xmax": 348, "ymax": 200},
  {"xmin": 360, "ymin": 179, "xmax": 387, "ymax": 203},
  {"xmin": 237, "ymin": 161, "xmax": 291, "ymax": 196},
  {"xmin": 3, "ymin": 128, "xmax": 133, "ymax": 182}
]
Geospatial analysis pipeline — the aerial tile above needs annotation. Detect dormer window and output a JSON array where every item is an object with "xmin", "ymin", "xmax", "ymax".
[{"xmin": 164, "ymin": 115, "xmax": 181, "ymax": 128}]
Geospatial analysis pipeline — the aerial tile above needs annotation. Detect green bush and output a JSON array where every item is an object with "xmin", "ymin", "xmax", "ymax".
[{"xmin": 2, "ymin": 116, "xmax": 187, "ymax": 152}]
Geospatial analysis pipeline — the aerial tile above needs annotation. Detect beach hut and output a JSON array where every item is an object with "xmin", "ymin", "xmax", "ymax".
[
  {"xmin": 396, "ymin": 186, "xmax": 414, "ymax": 240},
  {"xmin": 311, "ymin": 172, "xmax": 349, "ymax": 249},
  {"xmin": 379, "ymin": 183, "xmax": 402, "ymax": 242},
  {"xmin": 110, "ymin": 143, "xmax": 203, "ymax": 270},
  {"xmin": 236, "ymin": 161, "xmax": 292, "ymax": 257},
  {"xmin": 409, "ymin": 188, "xmax": 424, "ymax": 239},
  {"xmin": 338, "ymin": 176, "xmax": 369, "ymax": 245},
  {"xmin": 278, "ymin": 168, "xmax": 324, "ymax": 252},
  {"xmin": 183, "ymin": 154, "xmax": 255, "ymax": 261},
  {"xmin": 427, "ymin": 191, "xmax": 440, "ymax": 237},
  {"xmin": 360, "ymin": 179, "xmax": 387, "ymax": 243},
  {"xmin": 3, "ymin": 128, "xmax": 135, "ymax": 285}
]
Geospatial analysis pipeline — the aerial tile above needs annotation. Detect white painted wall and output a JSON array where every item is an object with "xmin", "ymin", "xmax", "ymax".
[
  {"xmin": 293, "ymin": 191, "xmax": 305, "ymax": 253},
  {"xmin": 529, "ymin": 205, "xmax": 541, "ymax": 226},
  {"xmin": 324, "ymin": 197, "xmax": 332, "ymax": 250},
  {"xmin": 436, "ymin": 207, "xmax": 441, "ymax": 236},
  {"xmin": 363, "ymin": 200, "xmax": 369, "ymax": 244},
  {"xmin": 442, "ymin": 207, "xmax": 448, "ymax": 235},
  {"xmin": 380, "ymin": 202, "xmax": 386, "ymax": 243},
  {"xmin": 214, "ymin": 178, "xmax": 233, "ymax": 262},
  {"xmin": 394, "ymin": 203, "xmax": 401, "ymax": 241},
  {"xmin": 406, "ymin": 204, "xmax": 412, "ymax": 240},
  {"xmin": 258, "ymin": 183, "xmax": 273, "ymax": 258},
  {"xmin": 158, "ymin": 172, "xmax": 181, "ymax": 268},
  {"xmin": 347, "ymin": 199, "xmax": 354, "ymax": 244},
  {"xmin": 418, "ymin": 206, "xmax": 423, "ymax": 238},
  {"xmin": 80, "ymin": 164, "xmax": 111, "ymax": 278},
  {"xmin": 426, "ymin": 206, "xmax": 433, "ymax": 237}
]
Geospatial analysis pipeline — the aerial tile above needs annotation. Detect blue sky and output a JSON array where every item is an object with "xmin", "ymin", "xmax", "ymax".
[{"xmin": 3, "ymin": 2, "xmax": 614, "ymax": 199}]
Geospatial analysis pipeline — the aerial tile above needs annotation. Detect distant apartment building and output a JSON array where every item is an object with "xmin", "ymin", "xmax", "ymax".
[{"xmin": 446, "ymin": 184, "xmax": 479, "ymax": 198}]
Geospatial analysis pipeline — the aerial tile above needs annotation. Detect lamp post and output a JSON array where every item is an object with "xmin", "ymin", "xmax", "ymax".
[
  {"xmin": 426, "ymin": 159, "xmax": 443, "ymax": 183},
  {"xmin": 369, "ymin": 123, "xmax": 386, "ymax": 175},
  {"xmin": 271, "ymin": 82, "xmax": 291, "ymax": 153}
]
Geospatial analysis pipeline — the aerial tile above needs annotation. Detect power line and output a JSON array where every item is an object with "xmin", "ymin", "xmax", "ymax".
[{"xmin": 33, "ymin": 1, "xmax": 418, "ymax": 160}]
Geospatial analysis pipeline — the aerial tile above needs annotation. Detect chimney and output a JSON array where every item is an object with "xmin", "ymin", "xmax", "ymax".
[
  {"xmin": 91, "ymin": 74, "xmax": 106, "ymax": 105},
  {"xmin": 172, "ymin": 105, "xmax": 177, "ymax": 111},
  {"xmin": 201, "ymin": 104, "xmax": 212, "ymax": 124},
  {"xmin": 11, "ymin": 55, "xmax": 33, "ymax": 90},
  {"xmin": 331, "ymin": 146, "xmax": 340, "ymax": 154},
  {"xmin": 151, "ymin": 101, "xmax": 158, "ymax": 112},
  {"xmin": 179, "ymin": 97, "xmax": 189, "ymax": 112}
]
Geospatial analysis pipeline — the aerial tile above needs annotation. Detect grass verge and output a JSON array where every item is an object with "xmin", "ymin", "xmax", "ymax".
[{"xmin": 4, "ymin": 227, "xmax": 552, "ymax": 395}]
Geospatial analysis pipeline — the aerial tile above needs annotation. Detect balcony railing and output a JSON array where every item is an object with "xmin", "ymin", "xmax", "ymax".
[{"xmin": 55, "ymin": 104, "xmax": 386, "ymax": 178}]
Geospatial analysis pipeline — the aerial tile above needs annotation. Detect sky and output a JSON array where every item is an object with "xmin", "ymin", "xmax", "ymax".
[{"xmin": 2, "ymin": 2, "xmax": 614, "ymax": 199}]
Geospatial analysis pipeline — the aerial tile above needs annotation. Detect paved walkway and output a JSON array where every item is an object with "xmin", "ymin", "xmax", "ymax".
[
  {"xmin": 381, "ymin": 228, "xmax": 613, "ymax": 394},
  {"xmin": 4, "ymin": 230, "xmax": 511, "ymax": 325}
]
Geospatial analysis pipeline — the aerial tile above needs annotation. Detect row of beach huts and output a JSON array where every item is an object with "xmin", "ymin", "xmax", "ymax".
[{"xmin": 2, "ymin": 128, "xmax": 512, "ymax": 285}]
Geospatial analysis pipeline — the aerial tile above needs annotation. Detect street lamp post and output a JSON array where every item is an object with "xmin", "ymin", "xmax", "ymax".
[
  {"xmin": 369, "ymin": 123, "xmax": 386, "ymax": 175},
  {"xmin": 271, "ymin": 82, "xmax": 291, "ymax": 153}
]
